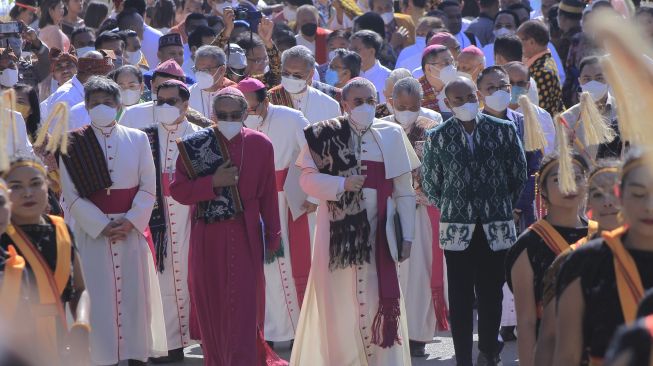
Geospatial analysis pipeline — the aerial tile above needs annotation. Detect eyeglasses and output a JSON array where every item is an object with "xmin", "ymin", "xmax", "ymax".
[
  {"xmin": 156, "ymin": 98, "xmax": 180, "ymax": 105},
  {"xmin": 215, "ymin": 111, "xmax": 244, "ymax": 120},
  {"xmin": 192, "ymin": 65, "xmax": 222, "ymax": 73},
  {"xmin": 281, "ymin": 71, "xmax": 307, "ymax": 79},
  {"xmin": 426, "ymin": 60, "xmax": 456, "ymax": 68},
  {"xmin": 511, "ymin": 80, "xmax": 529, "ymax": 88},
  {"xmin": 247, "ymin": 57, "xmax": 267, "ymax": 65},
  {"xmin": 485, "ymin": 84, "xmax": 510, "ymax": 95}
]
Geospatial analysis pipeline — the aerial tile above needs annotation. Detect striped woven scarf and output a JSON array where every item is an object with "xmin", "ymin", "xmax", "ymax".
[
  {"xmin": 60, "ymin": 125, "xmax": 112, "ymax": 198},
  {"xmin": 268, "ymin": 86, "xmax": 294, "ymax": 108},
  {"xmin": 143, "ymin": 125, "xmax": 168, "ymax": 273}
]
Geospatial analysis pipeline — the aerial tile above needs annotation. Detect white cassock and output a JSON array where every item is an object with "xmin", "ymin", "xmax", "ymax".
[
  {"xmin": 43, "ymin": 75, "xmax": 84, "ymax": 117},
  {"xmin": 59, "ymin": 124, "xmax": 167, "ymax": 364},
  {"xmin": 119, "ymin": 101, "xmax": 156, "ymax": 129},
  {"xmin": 359, "ymin": 61, "xmax": 391, "ymax": 103},
  {"xmin": 153, "ymin": 120, "xmax": 201, "ymax": 349},
  {"xmin": 188, "ymin": 84, "xmax": 220, "ymax": 119},
  {"xmin": 287, "ymin": 86, "xmax": 341, "ymax": 124},
  {"xmin": 290, "ymin": 119, "xmax": 419, "ymax": 366},
  {"xmin": 3, "ymin": 110, "xmax": 33, "ymax": 157},
  {"xmin": 250, "ymin": 105, "xmax": 315, "ymax": 342}
]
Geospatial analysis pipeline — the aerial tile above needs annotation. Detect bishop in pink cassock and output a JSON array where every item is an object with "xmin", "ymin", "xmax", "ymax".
[{"xmin": 169, "ymin": 87, "xmax": 287, "ymax": 366}]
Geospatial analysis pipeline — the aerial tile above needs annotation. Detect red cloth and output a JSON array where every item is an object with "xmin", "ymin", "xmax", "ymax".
[
  {"xmin": 170, "ymin": 129, "xmax": 285, "ymax": 365},
  {"xmin": 275, "ymin": 168, "xmax": 311, "ymax": 308},
  {"xmin": 427, "ymin": 207, "xmax": 449, "ymax": 331},
  {"xmin": 315, "ymin": 27, "xmax": 332, "ymax": 65},
  {"xmin": 360, "ymin": 160, "xmax": 402, "ymax": 348}
]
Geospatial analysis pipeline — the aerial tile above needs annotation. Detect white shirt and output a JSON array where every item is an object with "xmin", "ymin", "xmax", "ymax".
[
  {"xmin": 251, "ymin": 104, "xmax": 310, "ymax": 170},
  {"xmin": 62, "ymin": 101, "xmax": 91, "ymax": 131},
  {"xmin": 188, "ymin": 83, "xmax": 219, "ymax": 119},
  {"xmin": 119, "ymin": 101, "xmax": 156, "ymax": 130},
  {"xmin": 456, "ymin": 31, "xmax": 481, "ymax": 49},
  {"xmin": 360, "ymin": 60, "xmax": 391, "ymax": 103},
  {"xmin": 396, "ymin": 36, "xmax": 426, "ymax": 72},
  {"xmin": 47, "ymin": 75, "xmax": 84, "ymax": 115},
  {"xmin": 281, "ymin": 86, "xmax": 341, "ymax": 124},
  {"xmin": 516, "ymin": 102, "xmax": 555, "ymax": 155},
  {"xmin": 182, "ymin": 43, "xmax": 195, "ymax": 79},
  {"xmin": 4, "ymin": 110, "xmax": 33, "ymax": 158},
  {"xmin": 142, "ymin": 25, "xmax": 163, "ymax": 69},
  {"xmin": 295, "ymin": 34, "xmax": 316, "ymax": 54}
]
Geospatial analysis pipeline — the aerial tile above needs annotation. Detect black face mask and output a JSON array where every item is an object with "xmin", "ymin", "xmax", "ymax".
[{"xmin": 301, "ymin": 23, "xmax": 318, "ymax": 37}]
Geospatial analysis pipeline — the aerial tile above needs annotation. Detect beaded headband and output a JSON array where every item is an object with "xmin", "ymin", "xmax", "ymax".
[
  {"xmin": 2, "ymin": 161, "xmax": 47, "ymax": 179},
  {"xmin": 588, "ymin": 167, "xmax": 619, "ymax": 184}
]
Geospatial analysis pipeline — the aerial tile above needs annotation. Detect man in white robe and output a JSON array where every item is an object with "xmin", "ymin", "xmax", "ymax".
[
  {"xmin": 188, "ymin": 45, "xmax": 234, "ymax": 119},
  {"xmin": 142, "ymin": 80, "xmax": 201, "ymax": 362},
  {"xmin": 2, "ymin": 110, "xmax": 33, "ymax": 157},
  {"xmin": 59, "ymin": 76, "xmax": 167, "ymax": 365},
  {"xmin": 291, "ymin": 78, "xmax": 419, "ymax": 365},
  {"xmin": 268, "ymin": 46, "xmax": 341, "ymax": 124},
  {"xmin": 120, "ymin": 59, "xmax": 212, "ymax": 130},
  {"xmin": 237, "ymin": 77, "xmax": 315, "ymax": 345}
]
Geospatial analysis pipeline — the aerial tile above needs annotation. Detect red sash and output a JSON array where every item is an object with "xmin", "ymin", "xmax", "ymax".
[
  {"xmin": 275, "ymin": 168, "xmax": 311, "ymax": 307},
  {"xmin": 315, "ymin": 27, "xmax": 331, "ymax": 65},
  {"xmin": 427, "ymin": 207, "xmax": 449, "ymax": 331}
]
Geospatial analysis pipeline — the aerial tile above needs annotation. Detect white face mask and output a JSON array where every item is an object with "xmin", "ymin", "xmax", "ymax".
[
  {"xmin": 217, "ymin": 121, "xmax": 243, "ymax": 139},
  {"xmin": 457, "ymin": 71, "xmax": 473, "ymax": 80},
  {"xmin": 120, "ymin": 88, "xmax": 141, "ymax": 106},
  {"xmin": 438, "ymin": 65, "xmax": 458, "ymax": 84},
  {"xmin": 452, "ymin": 102, "xmax": 479, "ymax": 121},
  {"xmin": 195, "ymin": 71, "xmax": 215, "ymax": 90},
  {"xmin": 493, "ymin": 27, "xmax": 514, "ymax": 38},
  {"xmin": 581, "ymin": 80, "xmax": 608, "ymax": 101},
  {"xmin": 155, "ymin": 103, "xmax": 181, "ymax": 125},
  {"xmin": 243, "ymin": 114, "xmax": 263, "ymax": 129},
  {"xmin": 0, "ymin": 67, "xmax": 18, "ymax": 87},
  {"xmin": 125, "ymin": 49, "xmax": 143, "ymax": 65},
  {"xmin": 349, "ymin": 103, "xmax": 376, "ymax": 129},
  {"xmin": 328, "ymin": 50, "xmax": 337, "ymax": 62},
  {"xmin": 394, "ymin": 109, "xmax": 419, "ymax": 128},
  {"xmin": 76, "ymin": 46, "xmax": 95, "ymax": 57},
  {"xmin": 0, "ymin": 69, "xmax": 18, "ymax": 88},
  {"xmin": 89, "ymin": 104, "xmax": 117, "ymax": 127},
  {"xmin": 281, "ymin": 76, "xmax": 307, "ymax": 94},
  {"xmin": 283, "ymin": 7, "xmax": 297, "ymax": 22},
  {"xmin": 484, "ymin": 90, "xmax": 511, "ymax": 112},
  {"xmin": 381, "ymin": 12, "xmax": 394, "ymax": 25}
]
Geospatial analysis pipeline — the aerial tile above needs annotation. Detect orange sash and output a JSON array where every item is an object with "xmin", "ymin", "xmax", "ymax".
[
  {"xmin": 0, "ymin": 245, "xmax": 25, "ymax": 315},
  {"xmin": 602, "ymin": 226, "xmax": 644, "ymax": 325},
  {"xmin": 646, "ymin": 315, "xmax": 653, "ymax": 366},
  {"xmin": 529, "ymin": 219, "xmax": 571, "ymax": 256},
  {"xmin": 6, "ymin": 215, "xmax": 72, "ymax": 359}
]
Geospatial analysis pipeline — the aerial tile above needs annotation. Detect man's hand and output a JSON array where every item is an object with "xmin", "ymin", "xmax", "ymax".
[
  {"xmin": 103, "ymin": 218, "xmax": 134, "ymax": 242},
  {"xmin": 21, "ymin": 23, "xmax": 42, "ymax": 49},
  {"xmin": 390, "ymin": 26, "xmax": 409, "ymax": 51},
  {"xmin": 400, "ymin": 241, "xmax": 412, "ymax": 262},
  {"xmin": 344, "ymin": 175, "xmax": 366, "ymax": 192},
  {"xmin": 222, "ymin": 7, "xmax": 235, "ymax": 38},
  {"xmin": 258, "ymin": 17, "xmax": 274, "ymax": 48},
  {"xmin": 212, "ymin": 160, "xmax": 239, "ymax": 187},
  {"xmin": 301, "ymin": 200, "xmax": 318, "ymax": 213},
  {"xmin": 265, "ymin": 248, "xmax": 277, "ymax": 263}
]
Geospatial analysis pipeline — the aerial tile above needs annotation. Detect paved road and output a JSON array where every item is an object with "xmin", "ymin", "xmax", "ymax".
[{"xmin": 164, "ymin": 322, "xmax": 519, "ymax": 365}]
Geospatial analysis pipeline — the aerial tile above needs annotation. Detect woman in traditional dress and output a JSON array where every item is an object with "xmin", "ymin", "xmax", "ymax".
[
  {"xmin": 535, "ymin": 159, "xmax": 622, "ymax": 366},
  {"xmin": 505, "ymin": 152, "xmax": 589, "ymax": 366},
  {"xmin": 0, "ymin": 156, "xmax": 90, "ymax": 366},
  {"xmin": 603, "ymin": 288, "xmax": 653, "ymax": 366},
  {"xmin": 554, "ymin": 148, "xmax": 653, "ymax": 365}
]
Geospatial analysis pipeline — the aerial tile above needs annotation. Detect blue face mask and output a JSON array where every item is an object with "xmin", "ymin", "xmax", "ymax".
[
  {"xmin": 325, "ymin": 68, "xmax": 339, "ymax": 86},
  {"xmin": 510, "ymin": 85, "xmax": 528, "ymax": 104}
]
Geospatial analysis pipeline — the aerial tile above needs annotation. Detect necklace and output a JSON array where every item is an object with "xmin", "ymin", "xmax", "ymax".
[{"xmin": 351, "ymin": 121, "xmax": 372, "ymax": 172}]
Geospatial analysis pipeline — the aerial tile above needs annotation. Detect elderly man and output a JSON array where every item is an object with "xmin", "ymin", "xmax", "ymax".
[
  {"xmin": 421, "ymin": 77, "xmax": 527, "ymax": 366},
  {"xmin": 59, "ymin": 76, "xmax": 167, "ymax": 365},
  {"xmin": 418, "ymin": 45, "xmax": 458, "ymax": 113},
  {"xmin": 382, "ymin": 77, "xmax": 447, "ymax": 357},
  {"xmin": 350, "ymin": 30, "xmax": 391, "ymax": 103},
  {"xmin": 120, "ymin": 59, "xmax": 212, "ymax": 129},
  {"xmin": 295, "ymin": 5, "xmax": 332, "ymax": 65},
  {"xmin": 236, "ymin": 77, "xmax": 314, "ymax": 347},
  {"xmin": 268, "ymin": 46, "xmax": 341, "ymax": 123},
  {"xmin": 291, "ymin": 78, "xmax": 419, "ymax": 365},
  {"xmin": 379, "ymin": 68, "xmax": 443, "ymax": 122},
  {"xmin": 141, "ymin": 80, "xmax": 202, "ymax": 363},
  {"xmin": 411, "ymin": 32, "xmax": 461, "ymax": 78},
  {"xmin": 143, "ymin": 33, "xmax": 196, "ymax": 88},
  {"xmin": 188, "ymin": 45, "xmax": 235, "ymax": 118},
  {"xmin": 457, "ymin": 46, "xmax": 486, "ymax": 81},
  {"xmin": 504, "ymin": 61, "xmax": 555, "ymax": 154},
  {"xmin": 169, "ymin": 87, "xmax": 285, "ymax": 365}
]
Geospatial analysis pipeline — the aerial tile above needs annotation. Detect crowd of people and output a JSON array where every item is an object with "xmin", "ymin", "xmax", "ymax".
[{"xmin": 0, "ymin": 0, "xmax": 653, "ymax": 365}]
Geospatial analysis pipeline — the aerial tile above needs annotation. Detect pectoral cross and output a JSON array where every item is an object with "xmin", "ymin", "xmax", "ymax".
[{"xmin": 107, "ymin": 186, "xmax": 111, "ymax": 196}]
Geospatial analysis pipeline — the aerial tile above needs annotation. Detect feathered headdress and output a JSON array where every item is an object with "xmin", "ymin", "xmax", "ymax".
[
  {"xmin": 518, "ymin": 95, "xmax": 548, "ymax": 152},
  {"xmin": 34, "ymin": 102, "xmax": 69, "ymax": 155},
  {"xmin": 0, "ymin": 89, "xmax": 17, "ymax": 172},
  {"xmin": 579, "ymin": 91, "xmax": 616, "ymax": 146},
  {"xmin": 555, "ymin": 115, "xmax": 577, "ymax": 195}
]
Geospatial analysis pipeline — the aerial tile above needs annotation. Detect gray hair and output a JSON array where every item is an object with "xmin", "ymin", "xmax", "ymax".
[
  {"xmin": 385, "ymin": 68, "xmax": 412, "ymax": 90},
  {"xmin": 393, "ymin": 77, "xmax": 424, "ymax": 101},
  {"xmin": 342, "ymin": 77, "xmax": 377, "ymax": 101},
  {"xmin": 195, "ymin": 45, "xmax": 226, "ymax": 66},
  {"xmin": 84, "ymin": 76, "xmax": 121, "ymax": 105},
  {"xmin": 281, "ymin": 45, "xmax": 315, "ymax": 72},
  {"xmin": 212, "ymin": 94, "xmax": 248, "ymax": 115}
]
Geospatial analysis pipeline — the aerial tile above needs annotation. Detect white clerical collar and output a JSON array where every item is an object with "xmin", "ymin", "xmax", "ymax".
[
  {"xmin": 290, "ymin": 88, "xmax": 308, "ymax": 101},
  {"xmin": 362, "ymin": 60, "xmax": 381, "ymax": 75}
]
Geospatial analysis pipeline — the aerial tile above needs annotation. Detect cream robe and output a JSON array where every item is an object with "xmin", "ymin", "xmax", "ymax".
[
  {"xmin": 3, "ymin": 110, "xmax": 33, "ymax": 157},
  {"xmin": 59, "ymin": 124, "xmax": 167, "ymax": 364},
  {"xmin": 289, "ymin": 86, "xmax": 341, "ymax": 124},
  {"xmin": 252, "ymin": 105, "xmax": 314, "ymax": 342},
  {"xmin": 290, "ymin": 119, "xmax": 419, "ymax": 366},
  {"xmin": 155, "ymin": 120, "xmax": 201, "ymax": 349},
  {"xmin": 119, "ymin": 101, "xmax": 156, "ymax": 130}
]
